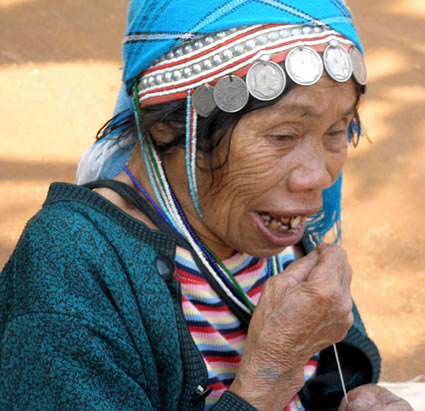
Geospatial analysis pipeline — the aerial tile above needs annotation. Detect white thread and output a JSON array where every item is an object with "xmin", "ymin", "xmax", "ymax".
[
  {"xmin": 310, "ymin": 234, "xmax": 349, "ymax": 404},
  {"xmin": 333, "ymin": 344, "xmax": 349, "ymax": 404}
]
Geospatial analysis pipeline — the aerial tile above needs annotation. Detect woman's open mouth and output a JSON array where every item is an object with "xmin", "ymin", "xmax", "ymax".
[
  {"xmin": 253, "ymin": 211, "xmax": 308, "ymax": 248},
  {"xmin": 258, "ymin": 211, "xmax": 307, "ymax": 233}
]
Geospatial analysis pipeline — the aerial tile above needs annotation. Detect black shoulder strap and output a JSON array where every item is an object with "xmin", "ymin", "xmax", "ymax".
[
  {"xmin": 83, "ymin": 179, "xmax": 251, "ymax": 328},
  {"xmin": 84, "ymin": 179, "xmax": 189, "ymax": 249}
]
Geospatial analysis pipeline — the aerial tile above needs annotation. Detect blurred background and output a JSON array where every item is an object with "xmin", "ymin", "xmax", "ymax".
[{"xmin": 1, "ymin": 0, "xmax": 424, "ymax": 384}]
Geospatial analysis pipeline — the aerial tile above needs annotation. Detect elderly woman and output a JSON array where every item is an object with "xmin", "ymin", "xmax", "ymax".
[{"xmin": 0, "ymin": 0, "xmax": 413, "ymax": 410}]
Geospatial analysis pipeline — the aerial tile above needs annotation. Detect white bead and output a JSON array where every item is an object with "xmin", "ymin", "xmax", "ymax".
[
  {"xmin": 166, "ymin": 51, "xmax": 175, "ymax": 59},
  {"xmin": 148, "ymin": 77, "xmax": 155, "ymax": 86},
  {"xmin": 330, "ymin": 39, "xmax": 339, "ymax": 47},
  {"xmin": 259, "ymin": 54, "xmax": 270, "ymax": 61},
  {"xmin": 314, "ymin": 26, "xmax": 323, "ymax": 33},
  {"xmin": 175, "ymin": 48, "xmax": 184, "ymax": 57},
  {"xmin": 205, "ymin": 36, "xmax": 214, "ymax": 44},
  {"xmin": 229, "ymin": 27, "xmax": 237, "ymax": 33},
  {"xmin": 164, "ymin": 72, "xmax": 172, "ymax": 82},
  {"xmin": 142, "ymin": 78, "xmax": 149, "ymax": 88},
  {"xmin": 155, "ymin": 74, "xmax": 163, "ymax": 84},
  {"xmin": 216, "ymin": 31, "xmax": 227, "ymax": 39},
  {"xmin": 303, "ymin": 26, "xmax": 313, "ymax": 34}
]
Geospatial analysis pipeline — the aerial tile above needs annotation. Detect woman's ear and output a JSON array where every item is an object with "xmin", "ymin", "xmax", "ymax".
[{"xmin": 150, "ymin": 121, "xmax": 180, "ymax": 146}]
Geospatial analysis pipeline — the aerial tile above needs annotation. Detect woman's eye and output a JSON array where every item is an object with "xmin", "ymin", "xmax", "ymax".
[
  {"xmin": 273, "ymin": 135, "xmax": 295, "ymax": 143},
  {"xmin": 324, "ymin": 129, "xmax": 348, "ymax": 148}
]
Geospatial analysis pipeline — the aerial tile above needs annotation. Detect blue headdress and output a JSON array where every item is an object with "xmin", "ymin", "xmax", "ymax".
[{"xmin": 76, "ymin": 0, "xmax": 365, "ymax": 244}]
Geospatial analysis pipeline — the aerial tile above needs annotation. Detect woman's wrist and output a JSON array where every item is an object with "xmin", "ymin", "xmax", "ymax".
[{"xmin": 228, "ymin": 369, "xmax": 304, "ymax": 410}]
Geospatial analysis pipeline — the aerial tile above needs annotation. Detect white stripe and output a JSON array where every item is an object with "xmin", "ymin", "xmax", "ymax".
[
  {"xmin": 124, "ymin": 32, "xmax": 196, "ymax": 44},
  {"xmin": 191, "ymin": 0, "xmax": 250, "ymax": 33},
  {"xmin": 258, "ymin": 0, "xmax": 325, "ymax": 26}
]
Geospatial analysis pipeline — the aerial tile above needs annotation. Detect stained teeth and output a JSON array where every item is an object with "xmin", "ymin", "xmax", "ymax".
[
  {"xmin": 261, "ymin": 214, "xmax": 271, "ymax": 223},
  {"xmin": 269, "ymin": 220, "xmax": 281, "ymax": 231},
  {"xmin": 260, "ymin": 212, "xmax": 306, "ymax": 233},
  {"xmin": 290, "ymin": 216, "xmax": 301, "ymax": 228}
]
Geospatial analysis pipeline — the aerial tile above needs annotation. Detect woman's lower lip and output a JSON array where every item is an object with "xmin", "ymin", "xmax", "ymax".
[{"xmin": 253, "ymin": 212, "xmax": 305, "ymax": 247}]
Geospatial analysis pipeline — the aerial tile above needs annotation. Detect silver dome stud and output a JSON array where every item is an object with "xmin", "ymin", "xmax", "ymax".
[
  {"xmin": 192, "ymin": 63, "xmax": 202, "ymax": 74},
  {"xmin": 280, "ymin": 29, "xmax": 290, "ymax": 38},
  {"xmin": 212, "ymin": 55, "xmax": 223, "ymax": 66},
  {"xmin": 268, "ymin": 31, "xmax": 279, "ymax": 42},
  {"xmin": 233, "ymin": 44, "xmax": 244, "ymax": 55},
  {"xmin": 291, "ymin": 27, "xmax": 302, "ymax": 36},
  {"xmin": 245, "ymin": 39, "xmax": 256, "ymax": 50},
  {"xmin": 256, "ymin": 35, "xmax": 268, "ymax": 45},
  {"xmin": 194, "ymin": 41, "xmax": 204, "ymax": 50},
  {"xmin": 223, "ymin": 49, "xmax": 233, "ymax": 60},
  {"xmin": 173, "ymin": 70, "xmax": 182, "ymax": 81},
  {"xmin": 184, "ymin": 45, "xmax": 193, "ymax": 54},
  {"xmin": 203, "ymin": 59, "xmax": 213, "ymax": 70}
]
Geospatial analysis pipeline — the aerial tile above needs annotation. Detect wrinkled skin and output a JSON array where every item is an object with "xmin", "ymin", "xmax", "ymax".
[
  {"xmin": 229, "ymin": 243, "xmax": 354, "ymax": 409},
  {"xmin": 102, "ymin": 75, "xmax": 412, "ymax": 409},
  {"xmin": 338, "ymin": 384, "xmax": 413, "ymax": 411}
]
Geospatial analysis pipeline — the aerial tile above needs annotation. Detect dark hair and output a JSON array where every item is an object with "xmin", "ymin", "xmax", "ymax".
[{"xmin": 97, "ymin": 76, "xmax": 363, "ymax": 186}]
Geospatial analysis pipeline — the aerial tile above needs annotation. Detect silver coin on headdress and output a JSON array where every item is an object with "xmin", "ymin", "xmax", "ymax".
[
  {"xmin": 323, "ymin": 43, "xmax": 353, "ymax": 82},
  {"xmin": 349, "ymin": 46, "xmax": 367, "ymax": 86},
  {"xmin": 192, "ymin": 85, "xmax": 216, "ymax": 117},
  {"xmin": 246, "ymin": 61, "xmax": 287, "ymax": 101},
  {"xmin": 285, "ymin": 46, "xmax": 324, "ymax": 86},
  {"xmin": 213, "ymin": 76, "xmax": 249, "ymax": 113}
]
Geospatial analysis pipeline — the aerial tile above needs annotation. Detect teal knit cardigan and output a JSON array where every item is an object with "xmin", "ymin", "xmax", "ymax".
[{"xmin": 0, "ymin": 183, "xmax": 381, "ymax": 410}]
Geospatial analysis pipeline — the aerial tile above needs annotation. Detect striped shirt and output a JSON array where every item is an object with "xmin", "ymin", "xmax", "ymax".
[{"xmin": 175, "ymin": 245, "xmax": 319, "ymax": 410}]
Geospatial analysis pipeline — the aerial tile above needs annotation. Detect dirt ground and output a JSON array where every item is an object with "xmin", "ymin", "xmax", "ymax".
[{"xmin": 1, "ymin": 0, "xmax": 424, "ymax": 383}]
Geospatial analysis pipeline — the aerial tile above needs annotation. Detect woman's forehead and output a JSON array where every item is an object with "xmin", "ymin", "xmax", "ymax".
[{"xmin": 250, "ymin": 77, "xmax": 358, "ymax": 122}]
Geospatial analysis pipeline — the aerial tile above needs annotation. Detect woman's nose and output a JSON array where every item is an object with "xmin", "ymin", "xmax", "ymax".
[{"xmin": 286, "ymin": 145, "xmax": 332, "ymax": 193}]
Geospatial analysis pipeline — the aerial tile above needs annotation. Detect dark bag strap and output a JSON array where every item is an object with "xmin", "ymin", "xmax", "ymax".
[{"xmin": 83, "ymin": 179, "xmax": 251, "ymax": 328}]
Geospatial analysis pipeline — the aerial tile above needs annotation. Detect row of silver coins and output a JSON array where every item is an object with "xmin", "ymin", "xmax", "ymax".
[{"xmin": 192, "ymin": 44, "xmax": 367, "ymax": 116}]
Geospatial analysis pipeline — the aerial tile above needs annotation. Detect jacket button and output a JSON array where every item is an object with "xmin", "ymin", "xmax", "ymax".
[
  {"xmin": 156, "ymin": 256, "xmax": 176, "ymax": 283},
  {"xmin": 193, "ymin": 385, "xmax": 213, "ymax": 403}
]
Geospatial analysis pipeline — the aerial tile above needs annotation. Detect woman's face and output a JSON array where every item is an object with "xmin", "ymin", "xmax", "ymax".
[{"xmin": 167, "ymin": 75, "xmax": 358, "ymax": 259}]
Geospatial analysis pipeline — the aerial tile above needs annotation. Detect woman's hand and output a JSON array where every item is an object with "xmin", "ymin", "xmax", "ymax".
[
  {"xmin": 229, "ymin": 243, "xmax": 353, "ymax": 410},
  {"xmin": 338, "ymin": 384, "xmax": 413, "ymax": 410}
]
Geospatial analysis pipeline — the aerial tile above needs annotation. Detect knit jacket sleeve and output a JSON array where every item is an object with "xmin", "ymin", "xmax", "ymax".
[{"xmin": 0, "ymin": 205, "xmax": 183, "ymax": 411}]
